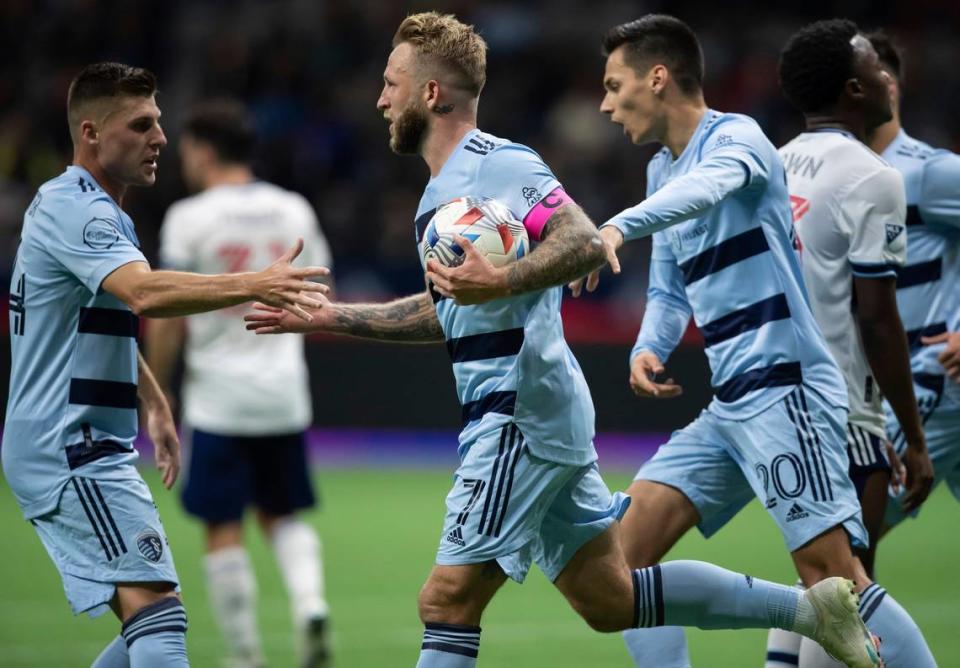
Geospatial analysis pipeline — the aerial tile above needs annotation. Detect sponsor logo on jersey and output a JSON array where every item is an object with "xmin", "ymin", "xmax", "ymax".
[
  {"xmin": 445, "ymin": 526, "xmax": 466, "ymax": 547},
  {"xmin": 785, "ymin": 503, "xmax": 809, "ymax": 522},
  {"xmin": 136, "ymin": 529, "xmax": 164, "ymax": 562}
]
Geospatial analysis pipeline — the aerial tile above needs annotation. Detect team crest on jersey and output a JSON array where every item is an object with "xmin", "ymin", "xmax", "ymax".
[
  {"xmin": 136, "ymin": 529, "xmax": 164, "ymax": 562},
  {"xmin": 885, "ymin": 224, "xmax": 905, "ymax": 244},
  {"xmin": 521, "ymin": 186, "xmax": 542, "ymax": 207}
]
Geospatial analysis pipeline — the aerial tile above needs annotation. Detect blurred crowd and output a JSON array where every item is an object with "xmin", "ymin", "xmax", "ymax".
[{"xmin": 2, "ymin": 0, "xmax": 959, "ymax": 317}]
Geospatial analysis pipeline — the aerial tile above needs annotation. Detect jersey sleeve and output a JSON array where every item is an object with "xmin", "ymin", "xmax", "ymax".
[
  {"xmin": 158, "ymin": 203, "xmax": 195, "ymax": 271},
  {"xmin": 478, "ymin": 143, "xmax": 574, "ymax": 242},
  {"xmin": 919, "ymin": 150, "xmax": 960, "ymax": 230},
  {"xmin": 699, "ymin": 120, "xmax": 771, "ymax": 188},
  {"xmin": 844, "ymin": 166, "xmax": 907, "ymax": 278},
  {"xmin": 631, "ymin": 233, "xmax": 692, "ymax": 364},
  {"xmin": 44, "ymin": 195, "xmax": 147, "ymax": 294}
]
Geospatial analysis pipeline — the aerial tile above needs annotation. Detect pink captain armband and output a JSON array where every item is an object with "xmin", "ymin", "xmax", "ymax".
[{"xmin": 522, "ymin": 186, "xmax": 574, "ymax": 241}]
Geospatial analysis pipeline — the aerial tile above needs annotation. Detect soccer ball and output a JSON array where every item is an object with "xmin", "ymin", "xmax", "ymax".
[{"xmin": 419, "ymin": 197, "xmax": 529, "ymax": 269}]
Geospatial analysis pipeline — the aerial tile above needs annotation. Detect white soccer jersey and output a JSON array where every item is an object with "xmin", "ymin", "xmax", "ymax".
[
  {"xmin": 160, "ymin": 181, "xmax": 332, "ymax": 435},
  {"xmin": 780, "ymin": 129, "xmax": 907, "ymax": 440}
]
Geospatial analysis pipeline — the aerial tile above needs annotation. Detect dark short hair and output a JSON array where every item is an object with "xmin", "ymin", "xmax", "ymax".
[
  {"xmin": 182, "ymin": 99, "xmax": 256, "ymax": 164},
  {"xmin": 865, "ymin": 30, "xmax": 903, "ymax": 81},
  {"xmin": 779, "ymin": 19, "xmax": 859, "ymax": 113},
  {"xmin": 602, "ymin": 15, "xmax": 704, "ymax": 95},
  {"xmin": 67, "ymin": 62, "xmax": 157, "ymax": 135}
]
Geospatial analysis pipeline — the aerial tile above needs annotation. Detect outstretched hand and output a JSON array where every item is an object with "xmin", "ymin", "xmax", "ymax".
[
  {"xmin": 569, "ymin": 226, "xmax": 623, "ymax": 297},
  {"xmin": 426, "ymin": 235, "xmax": 509, "ymax": 305},
  {"xmin": 252, "ymin": 239, "xmax": 332, "ymax": 322},
  {"xmin": 245, "ymin": 292, "xmax": 331, "ymax": 334}
]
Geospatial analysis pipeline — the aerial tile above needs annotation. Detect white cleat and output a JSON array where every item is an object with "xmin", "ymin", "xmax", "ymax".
[{"xmin": 805, "ymin": 577, "xmax": 882, "ymax": 668}]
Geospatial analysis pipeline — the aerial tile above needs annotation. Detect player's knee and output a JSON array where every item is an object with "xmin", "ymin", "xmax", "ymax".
[
  {"xmin": 417, "ymin": 577, "xmax": 480, "ymax": 625},
  {"xmin": 571, "ymin": 599, "xmax": 631, "ymax": 633}
]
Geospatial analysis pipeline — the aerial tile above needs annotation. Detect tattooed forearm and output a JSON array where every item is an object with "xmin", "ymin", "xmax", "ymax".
[
  {"xmin": 505, "ymin": 204, "xmax": 605, "ymax": 295},
  {"xmin": 329, "ymin": 291, "xmax": 444, "ymax": 343}
]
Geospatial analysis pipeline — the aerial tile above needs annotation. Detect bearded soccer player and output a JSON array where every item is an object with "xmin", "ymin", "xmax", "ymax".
[
  {"xmin": 569, "ymin": 14, "xmax": 930, "ymax": 668},
  {"xmin": 762, "ymin": 20, "xmax": 937, "ymax": 668},
  {"xmin": 247, "ymin": 12, "xmax": 880, "ymax": 668},
  {"xmin": 2, "ymin": 63, "xmax": 327, "ymax": 666}
]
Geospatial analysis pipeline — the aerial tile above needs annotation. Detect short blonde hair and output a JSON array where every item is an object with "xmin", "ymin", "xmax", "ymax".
[{"xmin": 393, "ymin": 12, "xmax": 487, "ymax": 97}]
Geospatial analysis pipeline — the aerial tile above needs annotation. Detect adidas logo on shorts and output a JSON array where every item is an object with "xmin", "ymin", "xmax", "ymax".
[
  {"xmin": 445, "ymin": 526, "xmax": 466, "ymax": 546},
  {"xmin": 785, "ymin": 503, "xmax": 809, "ymax": 522}
]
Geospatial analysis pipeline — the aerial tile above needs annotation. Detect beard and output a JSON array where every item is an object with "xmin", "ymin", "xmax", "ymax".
[{"xmin": 389, "ymin": 102, "xmax": 429, "ymax": 155}]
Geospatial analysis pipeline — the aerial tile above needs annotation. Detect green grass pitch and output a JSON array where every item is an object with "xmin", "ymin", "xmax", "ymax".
[{"xmin": 1, "ymin": 468, "xmax": 956, "ymax": 666}]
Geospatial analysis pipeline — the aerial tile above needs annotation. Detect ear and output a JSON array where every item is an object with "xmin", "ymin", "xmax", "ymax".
[
  {"xmin": 845, "ymin": 77, "xmax": 865, "ymax": 101},
  {"xmin": 423, "ymin": 79, "xmax": 441, "ymax": 109},
  {"xmin": 649, "ymin": 65, "xmax": 669, "ymax": 95},
  {"xmin": 79, "ymin": 120, "xmax": 98, "ymax": 145}
]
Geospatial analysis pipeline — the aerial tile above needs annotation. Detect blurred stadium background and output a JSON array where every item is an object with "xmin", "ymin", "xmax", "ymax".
[{"xmin": 1, "ymin": 1, "xmax": 958, "ymax": 666}]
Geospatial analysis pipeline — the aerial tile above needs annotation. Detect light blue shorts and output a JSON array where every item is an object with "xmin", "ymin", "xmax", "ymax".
[
  {"xmin": 436, "ymin": 423, "xmax": 630, "ymax": 583},
  {"xmin": 637, "ymin": 386, "xmax": 867, "ymax": 552},
  {"xmin": 885, "ymin": 373, "xmax": 960, "ymax": 526},
  {"xmin": 32, "ymin": 472, "xmax": 179, "ymax": 617}
]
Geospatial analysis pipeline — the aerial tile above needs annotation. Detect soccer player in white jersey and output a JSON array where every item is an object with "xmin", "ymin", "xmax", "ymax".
[
  {"xmin": 145, "ymin": 100, "xmax": 333, "ymax": 668},
  {"xmin": 762, "ymin": 20, "xmax": 938, "ymax": 668},
  {"xmin": 568, "ymin": 15, "xmax": 929, "ymax": 668},
  {"xmin": 2, "ymin": 64, "xmax": 329, "ymax": 667},
  {"xmin": 246, "ymin": 12, "xmax": 881, "ymax": 668},
  {"xmin": 866, "ymin": 30, "xmax": 960, "ymax": 534}
]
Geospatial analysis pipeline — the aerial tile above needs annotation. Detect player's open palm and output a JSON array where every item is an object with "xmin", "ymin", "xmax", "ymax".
[
  {"xmin": 253, "ymin": 238, "xmax": 331, "ymax": 321},
  {"xmin": 245, "ymin": 292, "xmax": 331, "ymax": 334},
  {"xmin": 630, "ymin": 350, "xmax": 683, "ymax": 398},
  {"xmin": 146, "ymin": 402, "xmax": 181, "ymax": 490}
]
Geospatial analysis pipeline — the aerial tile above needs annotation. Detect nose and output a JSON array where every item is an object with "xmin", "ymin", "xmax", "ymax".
[
  {"xmin": 153, "ymin": 124, "xmax": 168, "ymax": 149},
  {"xmin": 377, "ymin": 87, "xmax": 389, "ymax": 112},
  {"xmin": 599, "ymin": 94, "xmax": 613, "ymax": 115}
]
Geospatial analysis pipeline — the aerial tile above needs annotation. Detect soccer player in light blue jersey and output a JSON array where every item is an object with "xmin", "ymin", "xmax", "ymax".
[
  {"xmin": 247, "ymin": 12, "xmax": 880, "ymax": 668},
  {"xmin": 569, "ymin": 14, "xmax": 926, "ymax": 668},
  {"xmin": 3, "ymin": 63, "xmax": 329, "ymax": 667},
  {"xmin": 867, "ymin": 31, "xmax": 960, "ymax": 530}
]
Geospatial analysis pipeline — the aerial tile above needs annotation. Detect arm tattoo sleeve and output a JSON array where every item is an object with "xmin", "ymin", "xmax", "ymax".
[
  {"xmin": 505, "ymin": 204, "xmax": 605, "ymax": 295},
  {"xmin": 330, "ymin": 290, "xmax": 444, "ymax": 343}
]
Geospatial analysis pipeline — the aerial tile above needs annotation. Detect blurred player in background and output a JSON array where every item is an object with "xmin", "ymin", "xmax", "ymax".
[
  {"xmin": 572, "ymin": 14, "xmax": 929, "ymax": 668},
  {"xmin": 248, "ymin": 12, "xmax": 881, "ymax": 668},
  {"xmin": 866, "ymin": 30, "xmax": 960, "ymax": 536},
  {"xmin": 3, "ymin": 63, "xmax": 327, "ymax": 668},
  {"xmin": 766, "ymin": 19, "xmax": 936, "ymax": 667},
  {"xmin": 145, "ymin": 100, "xmax": 333, "ymax": 668}
]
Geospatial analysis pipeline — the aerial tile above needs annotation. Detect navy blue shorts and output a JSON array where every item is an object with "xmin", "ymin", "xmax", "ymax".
[{"xmin": 181, "ymin": 429, "xmax": 317, "ymax": 524}]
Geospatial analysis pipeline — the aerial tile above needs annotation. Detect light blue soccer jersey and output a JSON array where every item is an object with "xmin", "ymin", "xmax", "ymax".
[
  {"xmin": 881, "ymin": 130, "xmax": 960, "ymax": 376},
  {"xmin": 415, "ymin": 129, "xmax": 596, "ymax": 465},
  {"xmin": 604, "ymin": 110, "xmax": 846, "ymax": 419},
  {"xmin": 3, "ymin": 165, "xmax": 146, "ymax": 519}
]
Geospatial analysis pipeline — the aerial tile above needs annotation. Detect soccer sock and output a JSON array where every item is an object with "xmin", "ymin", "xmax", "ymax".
[
  {"xmin": 121, "ymin": 598, "xmax": 189, "ymax": 667},
  {"xmin": 416, "ymin": 623, "xmax": 481, "ymax": 668},
  {"xmin": 204, "ymin": 546, "xmax": 264, "ymax": 664},
  {"xmin": 91, "ymin": 635, "xmax": 129, "ymax": 668},
  {"xmin": 271, "ymin": 517, "xmax": 330, "ymax": 627},
  {"xmin": 622, "ymin": 626, "xmax": 691, "ymax": 668},
  {"xmin": 797, "ymin": 584, "xmax": 936, "ymax": 668},
  {"xmin": 765, "ymin": 628, "xmax": 802, "ymax": 667},
  {"xmin": 632, "ymin": 561, "xmax": 816, "ymax": 632}
]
